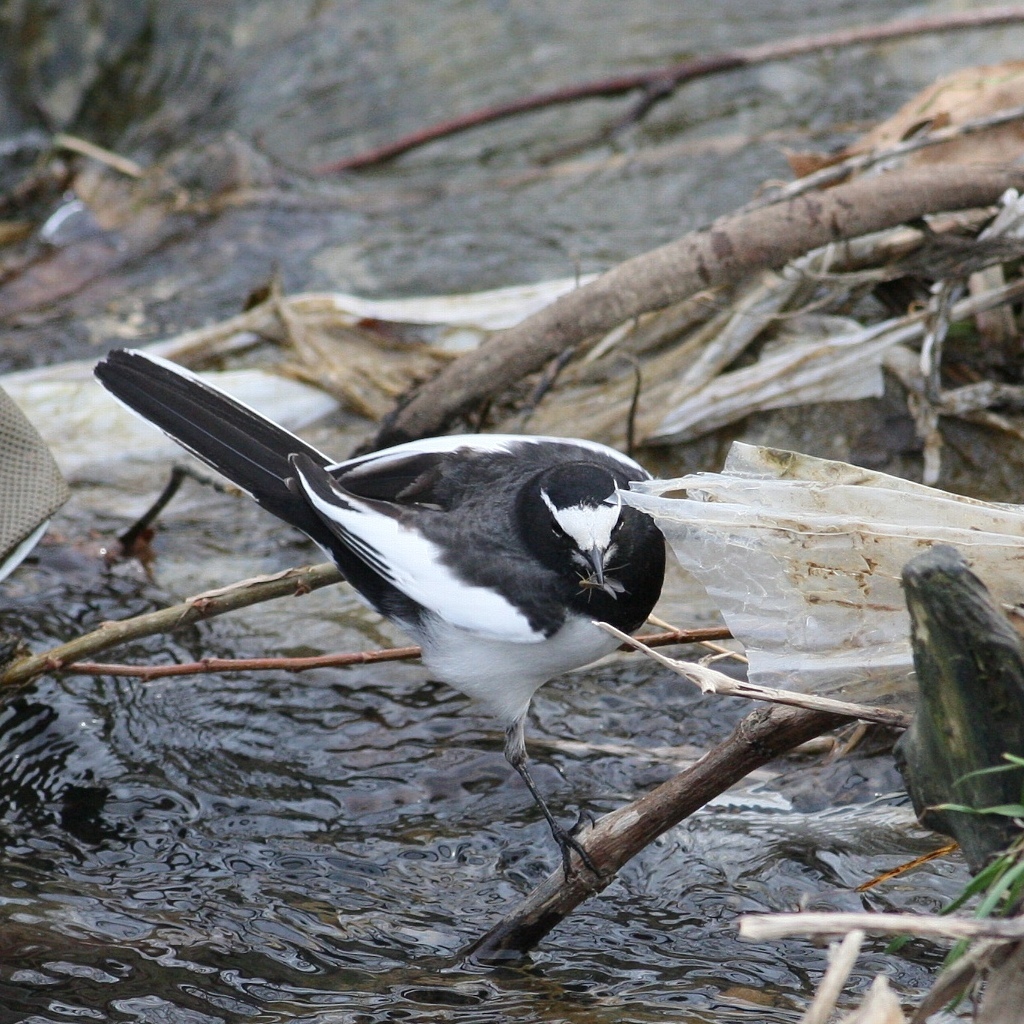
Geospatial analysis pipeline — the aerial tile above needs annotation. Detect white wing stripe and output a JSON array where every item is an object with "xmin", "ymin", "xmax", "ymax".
[{"xmin": 295, "ymin": 465, "xmax": 545, "ymax": 644}]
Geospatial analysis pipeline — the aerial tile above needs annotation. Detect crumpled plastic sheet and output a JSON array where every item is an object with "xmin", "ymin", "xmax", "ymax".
[{"xmin": 624, "ymin": 443, "xmax": 1024, "ymax": 708}]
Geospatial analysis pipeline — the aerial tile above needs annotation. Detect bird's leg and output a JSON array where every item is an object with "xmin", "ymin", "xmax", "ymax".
[{"xmin": 503, "ymin": 717, "xmax": 601, "ymax": 880}]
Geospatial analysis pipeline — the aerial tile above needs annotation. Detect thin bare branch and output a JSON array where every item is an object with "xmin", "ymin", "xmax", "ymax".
[
  {"xmin": 51, "ymin": 132, "xmax": 145, "ymax": 178},
  {"xmin": 67, "ymin": 646, "xmax": 422, "ymax": 680},
  {"xmin": 743, "ymin": 101, "xmax": 1024, "ymax": 214},
  {"xmin": 801, "ymin": 930, "xmax": 866, "ymax": 1024},
  {"xmin": 0, "ymin": 563, "xmax": 344, "ymax": 689},
  {"xmin": 601, "ymin": 623, "xmax": 912, "ymax": 729},
  {"xmin": 740, "ymin": 911, "xmax": 1024, "ymax": 943},
  {"xmin": 317, "ymin": 7, "xmax": 1024, "ymax": 172}
]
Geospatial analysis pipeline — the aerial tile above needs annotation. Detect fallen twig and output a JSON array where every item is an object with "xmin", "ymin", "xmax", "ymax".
[
  {"xmin": 600, "ymin": 623, "xmax": 912, "ymax": 729},
  {"xmin": 742, "ymin": 101, "xmax": 1024, "ymax": 215},
  {"xmin": 113, "ymin": 465, "xmax": 233, "ymax": 558},
  {"xmin": 0, "ymin": 563, "xmax": 344, "ymax": 689},
  {"xmin": 801, "ymin": 930, "xmax": 866, "ymax": 1024},
  {"xmin": 67, "ymin": 646, "xmax": 422, "ymax": 680},
  {"xmin": 739, "ymin": 911, "xmax": 1024, "ymax": 943},
  {"xmin": 45, "ymin": 626, "xmax": 729, "ymax": 681},
  {"xmin": 115, "ymin": 466, "xmax": 191, "ymax": 556},
  {"xmin": 316, "ymin": 7, "xmax": 1024, "ymax": 173},
  {"xmin": 51, "ymin": 132, "xmax": 145, "ymax": 178}
]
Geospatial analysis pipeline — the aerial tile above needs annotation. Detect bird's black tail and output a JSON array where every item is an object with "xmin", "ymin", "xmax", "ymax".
[{"xmin": 94, "ymin": 348, "xmax": 337, "ymax": 548}]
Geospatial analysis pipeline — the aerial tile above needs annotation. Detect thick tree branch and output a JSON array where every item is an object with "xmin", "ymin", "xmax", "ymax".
[{"xmin": 370, "ymin": 165, "xmax": 1024, "ymax": 449}]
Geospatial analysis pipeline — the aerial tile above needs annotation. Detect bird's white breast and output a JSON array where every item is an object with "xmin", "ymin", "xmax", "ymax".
[{"xmin": 417, "ymin": 613, "xmax": 622, "ymax": 724}]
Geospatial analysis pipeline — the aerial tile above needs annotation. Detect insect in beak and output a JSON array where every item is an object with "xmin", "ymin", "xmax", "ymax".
[{"xmin": 578, "ymin": 547, "xmax": 625, "ymax": 598}]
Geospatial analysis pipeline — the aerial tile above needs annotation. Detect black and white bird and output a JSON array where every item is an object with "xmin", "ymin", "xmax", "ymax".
[{"xmin": 95, "ymin": 349, "xmax": 666, "ymax": 875}]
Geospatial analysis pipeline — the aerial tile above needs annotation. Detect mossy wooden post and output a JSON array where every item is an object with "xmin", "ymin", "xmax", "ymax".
[{"xmin": 895, "ymin": 544, "xmax": 1024, "ymax": 873}]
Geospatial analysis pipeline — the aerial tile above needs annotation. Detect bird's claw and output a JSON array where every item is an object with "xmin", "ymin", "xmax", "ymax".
[{"xmin": 551, "ymin": 820, "xmax": 601, "ymax": 881}]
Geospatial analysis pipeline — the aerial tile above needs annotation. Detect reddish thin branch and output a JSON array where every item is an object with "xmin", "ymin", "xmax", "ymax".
[
  {"xmin": 315, "ymin": 7, "xmax": 1024, "ymax": 173},
  {"xmin": 313, "ymin": 57, "xmax": 744, "ymax": 173},
  {"xmin": 56, "ymin": 627, "xmax": 732, "ymax": 681},
  {"xmin": 69, "ymin": 646, "xmax": 422, "ymax": 679}
]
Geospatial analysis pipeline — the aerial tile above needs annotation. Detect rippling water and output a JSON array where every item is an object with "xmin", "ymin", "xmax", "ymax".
[{"xmin": 0, "ymin": 518, "xmax": 964, "ymax": 1022}]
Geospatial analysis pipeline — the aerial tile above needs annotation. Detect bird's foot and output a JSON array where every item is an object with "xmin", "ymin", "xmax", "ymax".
[{"xmin": 551, "ymin": 818, "xmax": 601, "ymax": 882}]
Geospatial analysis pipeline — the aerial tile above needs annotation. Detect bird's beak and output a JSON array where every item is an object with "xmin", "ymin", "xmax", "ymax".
[{"xmin": 580, "ymin": 546, "xmax": 624, "ymax": 598}]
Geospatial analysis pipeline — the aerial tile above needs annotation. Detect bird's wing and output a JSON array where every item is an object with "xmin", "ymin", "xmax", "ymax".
[
  {"xmin": 332, "ymin": 434, "xmax": 649, "ymax": 510},
  {"xmin": 332, "ymin": 449, "xmax": 451, "ymax": 506},
  {"xmin": 291, "ymin": 454, "xmax": 546, "ymax": 644}
]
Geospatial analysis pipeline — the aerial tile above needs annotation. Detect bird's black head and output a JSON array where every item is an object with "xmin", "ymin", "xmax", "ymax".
[{"xmin": 517, "ymin": 462, "xmax": 666, "ymax": 630}]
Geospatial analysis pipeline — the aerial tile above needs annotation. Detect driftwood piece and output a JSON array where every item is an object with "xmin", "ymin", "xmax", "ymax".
[
  {"xmin": 743, "ymin": 910, "xmax": 1024, "ymax": 1022},
  {"xmin": 895, "ymin": 545, "xmax": 1024, "ymax": 873},
  {"xmin": 466, "ymin": 704, "xmax": 845, "ymax": 960},
  {"xmin": 369, "ymin": 165, "xmax": 1024, "ymax": 450},
  {"xmin": 742, "ymin": 912, "xmax": 1024, "ymax": 944}
]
